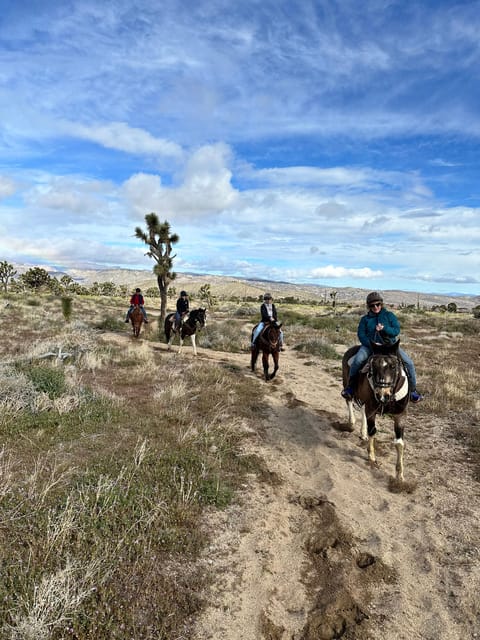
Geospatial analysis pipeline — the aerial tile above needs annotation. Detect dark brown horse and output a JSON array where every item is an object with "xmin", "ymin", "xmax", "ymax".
[
  {"xmin": 130, "ymin": 305, "xmax": 144, "ymax": 338},
  {"xmin": 164, "ymin": 308, "xmax": 207, "ymax": 355},
  {"xmin": 251, "ymin": 321, "xmax": 282, "ymax": 381},
  {"xmin": 342, "ymin": 340, "xmax": 410, "ymax": 480}
]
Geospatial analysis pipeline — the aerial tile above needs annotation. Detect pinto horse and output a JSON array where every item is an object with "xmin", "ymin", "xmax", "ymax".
[
  {"xmin": 130, "ymin": 305, "xmax": 144, "ymax": 338},
  {"xmin": 342, "ymin": 340, "xmax": 410, "ymax": 480},
  {"xmin": 251, "ymin": 321, "xmax": 282, "ymax": 381},
  {"xmin": 164, "ymin": 308, "xmax": 207, "ymax": 356}
]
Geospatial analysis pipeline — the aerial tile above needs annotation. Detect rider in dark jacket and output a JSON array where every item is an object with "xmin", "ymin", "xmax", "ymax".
[
  {"xmin": 175, "ymin": 291, "xmax": 189, "ymax": 328},
  {"xmin": 251, "ymin": 293, "xmax": 284, "ymax": 349},
  {"xmin": 341, "ymin": 292, "xmax": 422, "ymax": 402}
]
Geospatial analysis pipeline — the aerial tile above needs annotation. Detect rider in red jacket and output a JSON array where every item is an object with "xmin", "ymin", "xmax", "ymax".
[{"xmin": 125, "ymin": 288, "xmax": 148, "ymax": 323}]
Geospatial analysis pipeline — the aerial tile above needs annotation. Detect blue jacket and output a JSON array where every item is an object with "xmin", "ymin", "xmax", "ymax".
[{"xmin": 357, "ymin": 307, "xmax": 400, "ymax": 347}]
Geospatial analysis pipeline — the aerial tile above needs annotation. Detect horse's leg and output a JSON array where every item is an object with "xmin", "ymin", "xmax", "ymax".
[
  {"xmin": 262, "ymin": 351, "xmax": 269, "ymax": 381},
  {"xmin": 190, "ymin": 333, "xmax": 197, "ymax": 356},
  {"xmin": 393, "ymin": 416, "xmax": 405, "ymax": 481},
  {"xmin": 366, "ymin": 412, "xmax": 377, "ymax": 467},
  {"xmin": 345, "ymin": 399, "xmax": 356, "ymax": 432},
  {"xmin": 167, "ymin": 331, "xmax": 174, "ymax": 351},
  {"xmin": 178, "ymin": 335, "xmax": 184, "ymax": 354},
  {"xmin": 269, "ymin": 351, "xmax": 279, "ymax": 380},
  {"xmin": 359, "ymin": 406, "xmax": 368, "ymax": 441},
  {"xmin": 251, "ymin": 346, "xmax": 259, "ymax": 371}
]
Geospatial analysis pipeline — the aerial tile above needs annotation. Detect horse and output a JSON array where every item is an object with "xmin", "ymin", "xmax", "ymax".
[
  {"xmin": 130, "ymin": 305, "xmax": 144, "ymax": 338},
  {"xmin": 342, "ymin": 340, "xmax": 410, "ymax": 481},
  {"xmin": 164, "ymin": 308, "xmax": 207, "ymax": 356},
  {"xmin": 251, "ymin": 321, "xmax": 282, "ymax": 381}
]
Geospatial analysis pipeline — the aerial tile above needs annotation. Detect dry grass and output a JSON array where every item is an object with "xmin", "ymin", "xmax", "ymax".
[{"xmin": 0, "ymin": 293, "xmax": 265, "ymax": 639}]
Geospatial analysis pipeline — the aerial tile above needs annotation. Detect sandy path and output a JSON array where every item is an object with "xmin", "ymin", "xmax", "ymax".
[{"xmin": 190, "ymin": 345, "xmax": 480, "ymax": 640}]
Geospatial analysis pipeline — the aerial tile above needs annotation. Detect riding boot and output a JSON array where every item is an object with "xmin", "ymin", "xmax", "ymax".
[{"xmin": 341, "ymin": 374, "xmax": 358, "ymax": 399}]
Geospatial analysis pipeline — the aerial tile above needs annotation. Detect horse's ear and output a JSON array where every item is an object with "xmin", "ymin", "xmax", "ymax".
[
  {"xmin": 371, "ymin": 340, "xmax": 399, "ymax": 355},
  {"xmin": 277, "ymin": 323, "xmax": 283, "ymax": 329}
]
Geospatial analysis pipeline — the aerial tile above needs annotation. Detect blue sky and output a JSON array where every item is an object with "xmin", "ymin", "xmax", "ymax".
[{"xmin": 1, "ymin": 0, "xmax": 480, "ymax": 294}]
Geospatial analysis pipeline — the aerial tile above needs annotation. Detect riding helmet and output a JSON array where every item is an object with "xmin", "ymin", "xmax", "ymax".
[
  {"xmin": 263, "ymin": 292, "xmax": 272, "ymax": 300},
  {"xmin": 366, "ymin": 291, "xmax": 383, "ymax": 306},
  {"xmin": 180, "ymin": 290, "xmax": 188, "ymax": 296}
]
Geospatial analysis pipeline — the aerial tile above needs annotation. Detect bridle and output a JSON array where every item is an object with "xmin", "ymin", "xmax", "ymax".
[
  {"xmin": 260, "ymin": 323, "xmax": 280, "ymax": 351},
  {"xmin": 366, "ymin": 354, "xmax": 402, "ymax": 407},
  {"xmin": 188, "ymin": 310, "xmax": 206, "ymax": 329}
]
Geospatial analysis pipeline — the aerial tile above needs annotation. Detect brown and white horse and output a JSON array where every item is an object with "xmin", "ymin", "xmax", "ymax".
[
  {"xmin": 164, "ymin": 308, "xmax": 207, "ymax": 356},
  {"xmin": 251, "ymin": 321, "xmax": 282, "ymax": 381},
  {"xmin": 342, "ymin": 340, "xmax": 410, "ymax": 480}
]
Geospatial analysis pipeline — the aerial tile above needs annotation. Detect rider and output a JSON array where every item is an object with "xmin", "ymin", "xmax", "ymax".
[
  {"xmin": 251, "ymin": 292, "xmax": 284, "ymax": 350},
  {"xmin": 175, "ymin": 290, "xmax": 189, "ymax": 329},
  {"xmin": 125, "ymin": 287, "xmax": 148, "ymax": 323},
  {"xmin": 341, "ymin": 292, "xmax": 423, "ymax": 403}
]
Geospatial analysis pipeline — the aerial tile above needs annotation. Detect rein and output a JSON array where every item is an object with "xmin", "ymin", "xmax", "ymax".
[
  {"xmin": 260, "ymin": 325, "xmax": 280, "ymax": 351},
  {"xmin": 187, "ymin": 311, "xmax": 205, "ymax": 329}
]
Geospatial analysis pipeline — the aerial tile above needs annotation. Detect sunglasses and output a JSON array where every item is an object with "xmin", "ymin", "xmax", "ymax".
[{"xmin": 369, "ymin": 302, "xmax": 382, "ymax": 309}]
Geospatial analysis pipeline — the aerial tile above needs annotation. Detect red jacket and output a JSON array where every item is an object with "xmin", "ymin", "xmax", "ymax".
[{"xmin": 130, "ymin": 293, "xmax": 144, "ymax": 305}]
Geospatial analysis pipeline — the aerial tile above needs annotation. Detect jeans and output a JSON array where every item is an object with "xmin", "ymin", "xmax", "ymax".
[{"xmin": 348, "ymin": 345, "xmax": 416, "ymax": 388}]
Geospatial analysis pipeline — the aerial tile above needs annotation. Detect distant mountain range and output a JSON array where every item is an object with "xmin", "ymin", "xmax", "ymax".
[{"xmin": 12, "ymin": 263, "xmax": 480, "ymax": 309}]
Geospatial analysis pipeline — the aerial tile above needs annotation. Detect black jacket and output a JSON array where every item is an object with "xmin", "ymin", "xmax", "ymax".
[{"xmin": 260, "ymin": 302, "xmax": 278, "ymax": 323}]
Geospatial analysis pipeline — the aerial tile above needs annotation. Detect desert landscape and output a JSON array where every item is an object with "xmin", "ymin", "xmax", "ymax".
[{"xmin": 0, "ymin": 273, "xmax": 479, "ymax": 639}]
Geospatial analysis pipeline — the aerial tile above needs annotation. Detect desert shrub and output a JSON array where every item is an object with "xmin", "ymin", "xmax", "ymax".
[
  {"xmin": 293, "ymin": 339, "xmax": 341, "ymax": 359},
  {"xmin": 61, "ymin": 296, "xmax": 73, "ymax": 321},
  {"xmin": 198, "ymin": 320, "xmax": 250, "ymax": 352},
  {"xmin": 18, "ymin": 364, "xmax": 67, "ymax": 399},
  {"xmin": 233, "ymin": 306, "xmax": 257, "ymax": 317},
  {"xmin": 96, "ymin": 316, "xmax": 125, "ymax": 331}
]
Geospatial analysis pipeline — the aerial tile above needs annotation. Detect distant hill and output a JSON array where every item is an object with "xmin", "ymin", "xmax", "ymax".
[{"xmin": 12, "ymin": 263, "xmax": 479, "ymax": 309}]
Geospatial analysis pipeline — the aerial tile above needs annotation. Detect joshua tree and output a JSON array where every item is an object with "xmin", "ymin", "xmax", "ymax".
[
  {"xmin": 21, "ymin": 267, "xmax": 52, "ymax": 292},
  {"xmin": 198, "ymin": 283, "xmax": 216, "ymax": 308},
  {"xmin": 0, "ymin": 260, "xmax": 17, "ymax": 292},
  {"xmin": 134, "ymin": 212, "xmax": 179, "ymax": 321},
  {"xmin": 330, "ymin": 290, "xmax": 338, "ymax": 315}
]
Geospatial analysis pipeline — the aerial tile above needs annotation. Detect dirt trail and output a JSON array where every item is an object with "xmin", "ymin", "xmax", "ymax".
[{"xmin": 189, "ymin": 344, "xmax": 480, "ymax": 640}]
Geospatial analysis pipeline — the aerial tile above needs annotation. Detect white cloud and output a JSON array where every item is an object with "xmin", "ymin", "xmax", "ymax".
[
  {"xmin": 66, "ymin": 122, "xmax": 183, "ymax": 159},
  {"xmin": 0, "ymin": 177, "xmax": 17, "ymax": 199},
  {"xmin": 310, "ymin": 266, "xmax": 383, "ymax": 279},
  {"xmin": 123, "ymin": 143, "xmax": 239, "ymax": 219}
]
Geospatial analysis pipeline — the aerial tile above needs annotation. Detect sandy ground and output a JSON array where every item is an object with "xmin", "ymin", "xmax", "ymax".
[{"xmin": 187, "ymin": 343, "xmax": 480, "ymax": 640}]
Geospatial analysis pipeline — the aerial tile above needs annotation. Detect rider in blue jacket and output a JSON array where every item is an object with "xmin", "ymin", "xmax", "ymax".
[{"xmin": 342, "ymin": 292, "xmax": 423, "ymax": 403}]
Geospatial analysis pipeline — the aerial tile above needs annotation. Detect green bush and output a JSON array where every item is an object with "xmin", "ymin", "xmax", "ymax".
[
  {"xmin": 96, "ymin": 316, "xmax": 125, "ymax": 331},
  {"xmin": 61, "ymin": 296, "xmax": 73, "ymax": 321},
  {"xmin": 293, "ymin": 339, "xmax": 340, "ymax": 359},
  {"xmin": 20, "ymin": 364, "xmax": 67, "ymax": 399}
]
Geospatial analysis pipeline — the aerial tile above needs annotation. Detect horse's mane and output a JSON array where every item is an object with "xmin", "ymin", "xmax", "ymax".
[{"xmin": 370, "ymin": 339, "xmax": 400, "ymax": 356}]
